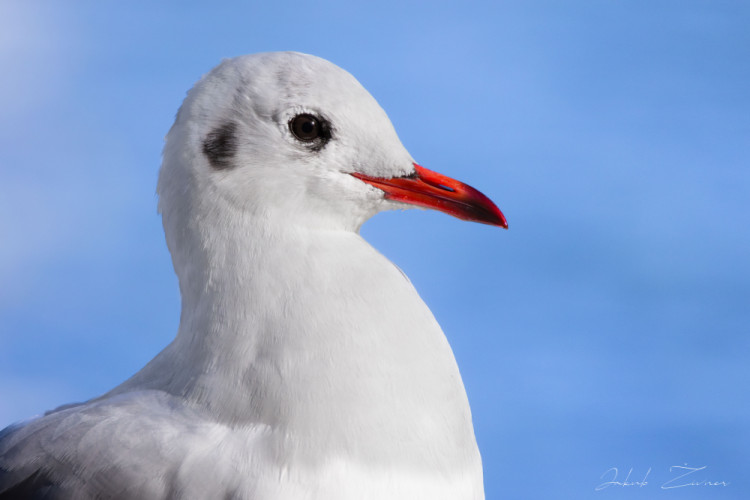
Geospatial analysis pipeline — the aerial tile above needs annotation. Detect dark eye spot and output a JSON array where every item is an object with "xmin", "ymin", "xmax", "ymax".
[
  {"xmin": 290, "ymin": 114, "xmax": 320, "ymax": 141},
  {"xmin": 203, "ymin": 121, "xmax": 238, "ymax": 170},
  {"xmin": 289, "ymin": 113, "xmax": 331, "ymax": 150}
]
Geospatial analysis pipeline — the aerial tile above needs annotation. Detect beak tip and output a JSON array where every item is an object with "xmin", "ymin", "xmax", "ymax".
[{"xmin": 488, "ymin": 208, "xmax": 508, "ymax": 229}]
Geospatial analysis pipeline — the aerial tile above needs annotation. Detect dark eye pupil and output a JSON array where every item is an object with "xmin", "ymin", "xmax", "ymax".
[{"xmin": 290, "ymin": 114, "xmax": 320, "ymax": 141}]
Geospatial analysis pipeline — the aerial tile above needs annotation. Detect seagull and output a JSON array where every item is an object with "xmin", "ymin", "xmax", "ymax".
[{"xmin": 0, "ymin": 52, "xmax": 507, "ymax": 499}]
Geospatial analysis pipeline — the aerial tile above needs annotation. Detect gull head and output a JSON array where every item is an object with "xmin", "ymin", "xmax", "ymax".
[{"xmin": 158, "ymin": 52, "xmax": 506, "ymax": 267}]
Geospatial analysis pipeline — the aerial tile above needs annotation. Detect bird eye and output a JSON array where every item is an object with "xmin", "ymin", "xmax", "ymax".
[{"xmin": 289, "ymin": 113, "xmax": 325, "ymax": 142}]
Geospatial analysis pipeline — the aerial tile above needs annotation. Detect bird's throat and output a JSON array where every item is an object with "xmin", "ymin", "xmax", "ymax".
[{"xmin": 115, "ymin": 221, "xmax": 479, "ymax": 468}]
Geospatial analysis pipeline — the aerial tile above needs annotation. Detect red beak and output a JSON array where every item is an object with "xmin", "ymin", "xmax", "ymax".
[{"xmin": 352, "ymin": 163, "xmax": 508, "ymax": 228}]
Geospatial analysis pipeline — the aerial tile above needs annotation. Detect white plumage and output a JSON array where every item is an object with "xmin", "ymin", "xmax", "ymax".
[{"xmin": 0, "ymin": 52, "xmax": 505, "ymax": 499}]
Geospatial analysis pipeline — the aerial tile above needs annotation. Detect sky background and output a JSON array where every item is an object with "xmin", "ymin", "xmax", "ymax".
[{"xmin": 1, "ymin": 1, "xmax": 748, "ymax": 498}]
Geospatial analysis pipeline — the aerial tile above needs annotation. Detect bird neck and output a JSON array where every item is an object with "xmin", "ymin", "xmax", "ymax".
[{"xmin": 113, "ymin": 214, "xmax": 479, "ymax": 469}]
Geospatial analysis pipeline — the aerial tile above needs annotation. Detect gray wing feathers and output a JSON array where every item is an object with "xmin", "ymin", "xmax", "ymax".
[{"xmin": 0, "ymin": 391, "xmax": 211, "ymax": 499}]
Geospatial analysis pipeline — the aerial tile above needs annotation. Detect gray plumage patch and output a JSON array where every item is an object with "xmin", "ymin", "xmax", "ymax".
[
  {"xmin": 202, "ymin": 122, "xmax": 238, "ymax": 170},
  {"xmin": 0, "ymin": 469, "xmax": 57, "ymax": 499}
]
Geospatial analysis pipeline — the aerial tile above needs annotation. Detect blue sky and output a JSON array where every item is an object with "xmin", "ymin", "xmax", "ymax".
[{"xmin": 1, "ymin": 1, "xmax": 748, "ymax": 498}]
